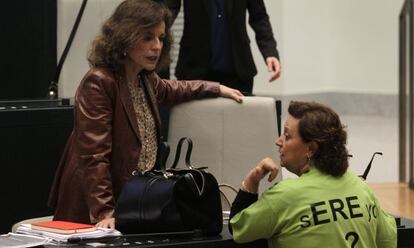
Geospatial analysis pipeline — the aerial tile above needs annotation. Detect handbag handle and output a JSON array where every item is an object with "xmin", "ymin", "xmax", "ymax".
[
  {"xmin": 133, "ymin": 142, "xmax": 170, "ymax": 175},
  {"xmin": 170, "ymin": 137, "xmax": 194, "ymax": 169},
  {"xmin": 170, "ymin": 137, "xmax": 208, "ymax": 197}
]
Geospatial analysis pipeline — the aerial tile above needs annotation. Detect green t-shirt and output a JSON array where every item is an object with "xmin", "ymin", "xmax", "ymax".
[{"xmin": 230, "ymin": 167, "xmax": 397, "ymax": 248}]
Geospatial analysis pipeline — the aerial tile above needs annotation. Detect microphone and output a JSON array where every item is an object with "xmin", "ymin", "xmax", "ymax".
[{"xmin": 360, "ymin": 152, "xmax": 383, "ymax": 180}]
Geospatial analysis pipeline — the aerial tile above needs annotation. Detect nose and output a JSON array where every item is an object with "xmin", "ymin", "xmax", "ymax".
[
  {"xmin": 275, "ymin": 136, "xmax": 283, "ymax": 147},
  {"xmin": 152, "ymin": 38, "xmax": 162, "ymax": 51}
]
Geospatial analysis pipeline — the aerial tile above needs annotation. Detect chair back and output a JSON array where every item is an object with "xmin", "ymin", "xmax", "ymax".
[{"xmin": 167, "ymin": 96, "xmax": 282, "ymax": 193}]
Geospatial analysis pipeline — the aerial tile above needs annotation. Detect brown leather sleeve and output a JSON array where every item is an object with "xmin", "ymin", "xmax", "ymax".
[
  {"xmin": 75, "ymin": 70, "xmax": 116, "ymax": 223},
  {"xmin": 150, "ymin": 73, "xmax": 220, "ymax": 106}
]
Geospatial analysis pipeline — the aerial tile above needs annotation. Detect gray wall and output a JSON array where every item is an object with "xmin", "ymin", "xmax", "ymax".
[{"xmin": 253, "ymin": 0, "xmax": 404, "ymax": 97}]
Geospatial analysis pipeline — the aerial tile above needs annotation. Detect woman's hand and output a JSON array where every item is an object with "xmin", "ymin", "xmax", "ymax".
[
  {"xmin": 219, "ymin": 85, "xmax": 244, "ymax": 103},
  {"xmin": 242, "ymin": 158, "xmax": 279, "ymax": 193},
  {"xmin": 96, "ymin": 217, "xmax": 115, "ymax": 229}
]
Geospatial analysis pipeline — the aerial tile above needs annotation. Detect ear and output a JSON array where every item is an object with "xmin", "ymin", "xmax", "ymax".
[{"xmin": 308, "ymin": 141, "xmax": 318, "ymax": 157}]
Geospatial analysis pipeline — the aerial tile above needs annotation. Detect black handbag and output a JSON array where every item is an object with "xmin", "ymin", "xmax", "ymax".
[{"xmin": 115, "ymin": 137, "xmax": 223, "ymax": 236}]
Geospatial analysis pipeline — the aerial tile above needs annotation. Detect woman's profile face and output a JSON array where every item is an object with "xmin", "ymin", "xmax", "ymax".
[
  {"xmin": 127, "ymin": 21, "xmax": 165, "ymax": 72},
  {"xmin": 276, "ymin": 115, "xmax": 311, "ymax": 175}
]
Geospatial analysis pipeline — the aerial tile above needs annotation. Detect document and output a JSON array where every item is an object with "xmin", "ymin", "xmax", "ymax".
[
  {"xmin": 15, "ymin": 224, "xmax": 121, "ymax": 243},
  {"xmin": 0, "ymin": 233, "xmax": 49, "ymax": 248}
]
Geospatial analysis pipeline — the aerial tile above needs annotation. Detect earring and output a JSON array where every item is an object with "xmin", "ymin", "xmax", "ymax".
[
  {"xmin": 123, "ymin": 52, "xmax": 127, "ymax": 57},
  {"xmin": 306, "ymin": 154, "xmax": 311, "ymax": 165}
]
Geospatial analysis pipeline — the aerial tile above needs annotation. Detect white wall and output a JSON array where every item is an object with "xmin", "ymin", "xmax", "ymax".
[
  {"xmin": 59, "ymin": 0, "xmax": 405, "ymax": 97},
  {"xmin": 253, "ymin": 0, "xmax": 405, "ymax": 95}
]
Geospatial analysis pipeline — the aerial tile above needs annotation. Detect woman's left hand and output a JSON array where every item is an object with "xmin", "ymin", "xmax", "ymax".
[
  {"xmin": 219, "ymin": 85, "xmax": 244, "ymax": 103},
  {"xmin": 96, "ymin": 217, "xmax": 115, "ymax": 229}
]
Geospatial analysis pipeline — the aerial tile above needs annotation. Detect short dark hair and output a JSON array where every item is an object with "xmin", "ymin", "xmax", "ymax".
[
  {"xmin": 288, "ymin": 101, "xmax": 349, "ymax": 177},
  {"xmin": 87, "ymin": 0, "xmax": 172, "ymax": 74}
]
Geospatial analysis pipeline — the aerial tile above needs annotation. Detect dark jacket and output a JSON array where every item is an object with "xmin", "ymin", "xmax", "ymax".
[
  {"xmin": 165, "ymin": 0, "xmax": 279, "ymax": 81},
  {"xmin": 48, "ymin": 67, "xmax": 220, "ymax": 224}
]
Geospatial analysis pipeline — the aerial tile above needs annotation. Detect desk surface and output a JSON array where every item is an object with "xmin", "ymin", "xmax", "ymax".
[
  {"xmin": 41, "ymin": 219, "xmax": 414, "ymax": 248},
  {"xmin": 44, "ymin": 226, "xmax": 246, "ymax": 248},
  {"xmin": 368, "ymin": 183, "xmax": 414, "ymax": 220}
]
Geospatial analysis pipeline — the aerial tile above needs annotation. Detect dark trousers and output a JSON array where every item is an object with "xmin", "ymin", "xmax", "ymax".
[{"xmin": 204, "ymin": 70, "xmax": 254, "ymax": 95}]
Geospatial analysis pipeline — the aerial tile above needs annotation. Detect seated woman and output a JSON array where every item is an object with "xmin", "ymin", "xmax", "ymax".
[
  {"xmin": 230, "ymin": 101, "xmax": 396, "ymax": 248},
  {"xmin": 48, "ymin": 0, "xmax": 243, "ymax": 229}
]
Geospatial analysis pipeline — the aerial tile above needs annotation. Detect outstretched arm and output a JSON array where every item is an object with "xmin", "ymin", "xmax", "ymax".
[{"xmin": 219, "ymin": 85, "xmax": 243, "ymax": 103}]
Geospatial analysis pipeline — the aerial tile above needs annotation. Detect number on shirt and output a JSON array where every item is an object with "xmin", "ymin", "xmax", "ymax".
[{"xmin": 345, "ymin": 232, "xmax": 359, "ymax": 248}]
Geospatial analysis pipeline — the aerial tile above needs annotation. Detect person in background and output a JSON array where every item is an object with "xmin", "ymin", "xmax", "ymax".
[
  {"xmin": 48, "ymin": 0, "xmax": 243, "ymax": 229},
  {"xmin": 164, "ymin": 0, "xmax": 282, "ymax": 94},
  {"xmin": 230, "ymin": 101, "xmax": 396, "ymax": 248}
]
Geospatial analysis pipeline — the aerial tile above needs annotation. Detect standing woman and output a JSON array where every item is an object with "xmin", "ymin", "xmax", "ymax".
[
  {"xmin": 230, "ymin": 101, "xmax": 396, "ymax": 248},
  {"xmin": 48, "ymin": 0, "xmax": 243, "ymax": 229}
]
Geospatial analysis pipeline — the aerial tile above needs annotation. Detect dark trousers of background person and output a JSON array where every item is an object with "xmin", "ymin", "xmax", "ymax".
[{"xmin": 204, "ymin": 70, "xmax": 254, "ymax": 95}]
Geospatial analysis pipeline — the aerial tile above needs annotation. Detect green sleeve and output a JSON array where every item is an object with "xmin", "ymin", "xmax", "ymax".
[
  {"xmin": 375, "ymin": 208, "xmax": 397, "ymax": 248},
  {"xmin": 230, "ymin": 193, "xmax": 280, "ymax": 243}
]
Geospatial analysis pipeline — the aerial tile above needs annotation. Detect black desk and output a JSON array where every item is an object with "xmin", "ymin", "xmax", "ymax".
[
  {"xmin": 41, "ymin": 218, "xmax": 414, "ymax": 248},
  {"xmin": 398, "ymin": 217, "xmax": 414, "ymax": 248},
  {"xmin": 44, "ymin": 226, "xmax": 262, "ymax": 248}
]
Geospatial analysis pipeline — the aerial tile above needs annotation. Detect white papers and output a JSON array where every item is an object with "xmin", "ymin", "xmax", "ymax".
[
  {"xmin": 0, "ymin": 233, "xmax": 49, "ymax": 248},
  {"xmin": 15, "ymin": 224, "xmax": 121, "ymax": 243}
]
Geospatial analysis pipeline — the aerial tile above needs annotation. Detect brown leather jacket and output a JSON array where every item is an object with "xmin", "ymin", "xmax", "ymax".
[{"xmin": 48, "ymin": 68, "xmax": 220, "ymax": 224}]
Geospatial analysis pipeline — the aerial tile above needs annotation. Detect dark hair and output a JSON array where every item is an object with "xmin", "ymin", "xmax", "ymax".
[
  {"xmin": 288, "ymin": 101, "xmax": 349, "ymax": 177},
  {"xmin": 87, "ymin": 0, "xmax": 172, "ymax": 74}
]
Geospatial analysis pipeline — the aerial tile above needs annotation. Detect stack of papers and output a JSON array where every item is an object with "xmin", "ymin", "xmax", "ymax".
[
  {"xmin": 16, "ymin": 224, "xmax": 121, "ymax": 243},
  {"xmin": 0, "ymin": 233, "xmax": 49, "ymax": 248}
]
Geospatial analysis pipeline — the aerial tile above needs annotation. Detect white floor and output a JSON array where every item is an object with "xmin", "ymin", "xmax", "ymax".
[{"xmin": 280, "ymin": 114, "xmax": 399, "ymax": 183}]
